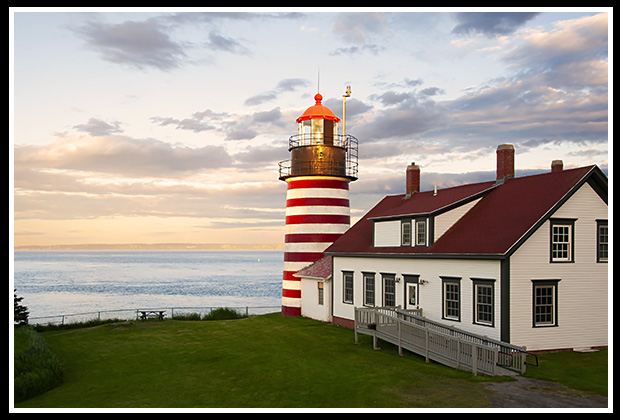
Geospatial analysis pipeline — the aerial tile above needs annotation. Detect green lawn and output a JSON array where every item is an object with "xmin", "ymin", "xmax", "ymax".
[{"xmin": 14, "ymin": 313, "xmax": 607, "ymax": 409}]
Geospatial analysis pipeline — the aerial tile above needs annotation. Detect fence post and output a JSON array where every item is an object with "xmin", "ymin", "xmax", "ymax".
[
  {"xmin": 398, "ymin": 318, "xmax": 402, "ymax": 356},
  {"xmin": 354, "ymin": 309, "xmax": 359, "ymax": 344},
  {"xmin": 472, "ymin": 343, "xmax": 478, "ymax": 376},
  {"xmin": 425, "ymin": 327, "xmax": 430, "ymax": 363}
]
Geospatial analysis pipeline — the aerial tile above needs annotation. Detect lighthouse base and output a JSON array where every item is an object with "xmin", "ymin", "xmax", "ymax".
[{"xmin": 281, "ymin": 305, "xmax": 302, "ymax": 317}]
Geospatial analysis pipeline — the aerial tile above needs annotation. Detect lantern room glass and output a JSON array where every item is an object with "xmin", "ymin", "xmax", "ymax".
[{"xmin": 297, "ymin": 120, "xmax": 340, "ymax": 146}]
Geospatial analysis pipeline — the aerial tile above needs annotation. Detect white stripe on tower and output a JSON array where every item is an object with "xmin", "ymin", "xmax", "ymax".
[{"xmin": 282, "ymin": 176, "xmax": 350, "ymax": 317}]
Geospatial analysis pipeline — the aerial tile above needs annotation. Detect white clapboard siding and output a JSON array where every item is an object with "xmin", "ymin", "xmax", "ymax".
[
  {"xmin": 509, "ymin": 182, "xmax": 608, "ymax": 351},
  {"xmin": 373, "ymin": 220, "xmax": 401, "ymax": 247}
]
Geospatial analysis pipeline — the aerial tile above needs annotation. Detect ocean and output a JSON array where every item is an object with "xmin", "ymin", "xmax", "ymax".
[{"xmin": 13, "ymin": 250, "xmax": 283, "ymax": 323}]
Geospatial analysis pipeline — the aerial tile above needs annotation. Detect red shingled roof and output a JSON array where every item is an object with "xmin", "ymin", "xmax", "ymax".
[
  {"xmin": 294, "ymin": 256, "xmax": 332, "ymax": 280},
  {"xmin": 326, "ymin": 166, "xmax": 604, "ymax": 257}
]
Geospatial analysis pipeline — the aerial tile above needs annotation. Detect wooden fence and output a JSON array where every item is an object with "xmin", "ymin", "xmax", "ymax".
[
  {"xmin": 28, "ymin": 306, "xmax": 281, "ymax": 326},
  {"xmin": 354, "ymin": 307, "xmax": 535, "ymax": 376}
]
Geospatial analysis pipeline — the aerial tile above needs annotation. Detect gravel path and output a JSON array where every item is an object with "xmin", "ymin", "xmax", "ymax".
[{"xmin": 484, "ymin": 376, "xmax": 608, "ymax": 409}]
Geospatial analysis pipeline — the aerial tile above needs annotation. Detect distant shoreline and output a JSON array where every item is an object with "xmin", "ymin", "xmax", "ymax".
[{"xmin": 14, "ymin": 243, "xmax": 285, "ymax": 251}]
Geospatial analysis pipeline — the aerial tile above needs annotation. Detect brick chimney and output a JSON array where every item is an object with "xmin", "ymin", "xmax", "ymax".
[
  {"xmin": 496, "ymin": 144, "xmax": 515, "ymax": 182},
  {"xmin": 551, "ymin": 159, "xmax": 563, "ymax": 172},
  {"xmin": 406, "ymin": 162, "xmax": 420, "ymax": 197}
]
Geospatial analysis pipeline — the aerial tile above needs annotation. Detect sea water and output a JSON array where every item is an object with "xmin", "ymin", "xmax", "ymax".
[{"xmin": 12, "ymin": 250, "xmax": 283, "ymax": 321}]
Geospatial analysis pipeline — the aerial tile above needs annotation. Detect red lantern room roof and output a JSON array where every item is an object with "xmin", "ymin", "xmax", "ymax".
[{"xmin": 296, "ymin": 93, "xmax": 341, "ymax": 123}]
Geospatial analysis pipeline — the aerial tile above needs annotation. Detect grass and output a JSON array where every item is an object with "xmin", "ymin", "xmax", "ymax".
[
  {"xmin": 13, "ymin": 313, "xmax": 608, "ymax": 409},
  {"xmin": 523, "ymin": 348, "xmax": 608, "ymax": 396}
]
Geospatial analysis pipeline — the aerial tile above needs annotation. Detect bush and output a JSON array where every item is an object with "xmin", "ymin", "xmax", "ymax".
[
  {"xmin": 171, "ymin": 312, "xmax": 203, "ymax": 321},
  {"xmin": 14, "ymin": 326, "xmax": 64, "ymax": 403},
  {"xmin": 172, "ymin": 307, "xmax": 248, "ymax": 321},
  {"xmin": 202, "ymin": 307, "xmax": 247, "ymax": 320}
]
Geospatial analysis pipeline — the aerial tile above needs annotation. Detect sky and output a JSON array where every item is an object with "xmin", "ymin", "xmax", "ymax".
[{"xmin": 10, "ymin": 8, "xmax": 611, "ymax": 247}]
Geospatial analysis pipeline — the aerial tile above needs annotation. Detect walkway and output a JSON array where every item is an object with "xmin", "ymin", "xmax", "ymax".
[{"xmin": 354, "ymin": 307, "xmax": 536, "ymax": 376}]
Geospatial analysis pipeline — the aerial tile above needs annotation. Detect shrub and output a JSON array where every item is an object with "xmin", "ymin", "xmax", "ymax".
[
  {"xmin": 202, "ymin": 307, "xmax": 247, "ymax": 321},
  {"xmin": 14, "ymin": 326, "xmax": 64, "ymax": 402}
]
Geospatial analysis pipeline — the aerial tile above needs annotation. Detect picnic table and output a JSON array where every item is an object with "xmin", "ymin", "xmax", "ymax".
[{"xmin": 138, "ymin": 310, "xmax": 166, "ymax": 320}]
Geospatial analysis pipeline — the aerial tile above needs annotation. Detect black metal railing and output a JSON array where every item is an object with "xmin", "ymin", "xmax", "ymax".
[
  {"xmin": 288, "ymin": 133, "xmax": 354, "ymax": 150},
  {"xmin": 279, "ymin": 134, "xmax": 358, "ymax": 180}
]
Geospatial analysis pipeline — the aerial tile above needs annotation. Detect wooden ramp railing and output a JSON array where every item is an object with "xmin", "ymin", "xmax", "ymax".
[{"xmin": 354, "ymin": 307, "xmax": 536, "ymax": 376}]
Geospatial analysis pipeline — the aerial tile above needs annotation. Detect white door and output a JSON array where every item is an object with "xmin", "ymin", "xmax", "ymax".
[{"xmin": 406, "ymin": 283, "xmax": 419, "ymax": 309}]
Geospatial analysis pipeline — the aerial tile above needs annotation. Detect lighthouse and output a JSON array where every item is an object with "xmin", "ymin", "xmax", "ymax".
[{"xmin": 278, "ymin": 91, "xmax": 358, "ymax": 317}]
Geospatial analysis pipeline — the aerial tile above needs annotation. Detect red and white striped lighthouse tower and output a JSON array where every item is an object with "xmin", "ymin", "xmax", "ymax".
[{"xmin": 278, "ymin": 91, "xmax": 358, "ymax": 316}]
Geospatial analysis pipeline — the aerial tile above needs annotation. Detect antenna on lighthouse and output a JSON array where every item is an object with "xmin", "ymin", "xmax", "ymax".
[{"xmin": 342, "ymin": 84, "xmax": 351, "ymax": 137}]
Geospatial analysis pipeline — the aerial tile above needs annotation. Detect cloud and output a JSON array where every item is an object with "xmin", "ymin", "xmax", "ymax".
[
  {"xmin": 440, "ymin": 13, "xmax": 608, "ymax": 151},
  {"xmin": 71, "ymin": 12, "xmax": 304, "ymax": 71},
  {"xmin": 244, "ymin": 78, "xmax": 310, "ymax": 106},
  {"xmin": 503, "ymin": 12, "xmax": 608, "ymax": 89},
  {"xmin": 451, "ymin": 12, "xmax": 540, "ymax": 37},
  {"xmin": 15, "ymin": 135, "xmax": 233, "ymax": 177},
  {"xmin": 74, "ymin": 18, "xmax": 187, "ymax": 71},
  {"xmin": 151, "ymin": 108, "xmax": 229, "ymax": 133},
  {"xmin": 331, "ymin": 12, "xmax": 387, "ymax": 44},
  {"xmin": 355, "ymin": 13, "xmax": 609, "ymax": 157},
  {"xmin": 359, "ymin": 88, "xmax": 447, "ymax": 142},
  {"xmin": 73, "ymin": 118, "xmax": 123, "ymax": 136},
  {"xmin": 204, "ymin": 31, "xmax": 251, "ymax": 55},
  {"xmin": 151, "ymin": 105, "xmax": 290, "ymax": 142},
  {"xmin": 330, "ymin": 44, "xmax": 384, "ymax": 56}
]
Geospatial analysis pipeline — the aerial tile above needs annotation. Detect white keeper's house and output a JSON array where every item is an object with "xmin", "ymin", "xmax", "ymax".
[{"xmin": 296, "ymin": 144, "xmax": 608, "ymax": 352}]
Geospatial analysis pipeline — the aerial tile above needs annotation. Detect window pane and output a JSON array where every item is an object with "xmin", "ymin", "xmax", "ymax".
[
  {"xmin": 534, "ymin": 285, "xmax": 555, "ymax": 325},
  {"xmin": 444, "ymin": 282, "xmax": 459, "ymax": 319},
  {"xmin": 599, "ymin": 225, "xmax": 608, "ymax": 261},
  {"xmin": 364, "ymin": 274, "xmax": 375, "ymax": 306},
  {"xmin": 416, "ymin": 220, "xmax": 426, "ymax": 246},
  {"xmin": 476, "ymin": 284, "xmax": 493, "ymax": 324},
  {"xmin": 401, "ymin": 222, "xmax": 411, "ymax": 246},
  {"xmin": 344, "ymin": 273, "xmax": 353, "ymax": 303},
  {"xmin": 551, "ymin": 224, "xmax": 571, "ymax": 261},
  {"xmin": 384, "ymin": 275, "xmax": 395, "ymax": 307}
]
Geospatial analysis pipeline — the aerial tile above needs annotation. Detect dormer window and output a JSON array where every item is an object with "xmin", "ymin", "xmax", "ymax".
[
  {"xmin": 415, "ymin": 219, "xmax": 427, "ymax": 246},
  {"xmin": 401, "ymin": 220, "xmax": 411, "ymax": 246}
]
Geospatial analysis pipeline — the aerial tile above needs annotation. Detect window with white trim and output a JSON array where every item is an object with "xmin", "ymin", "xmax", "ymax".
[
  {"xmin": 441, "ymin": 277, "xmax": 461, "ymax": 321},
  {"xmin": 401, "ymin": 220, "xmax": 411, "ymax": 246},
  {"xmin": 317, "ymin": 282, "xmax": 324, "ymax": 305},
  {"xmin": 343, "ymin": 271, "xmax": 354, "ymax": 304},
  {"xmin": 415, "ymin": 219, "xmax": 427, "ymax": 246},
  {"xmin": 363, "ymin": 272, "xmax": 375, "ymax": 306},
  {"xmin": 532, "ymin": 279, "xmax": 559, "ymax": 327},
  {"xmin": 550, "ymin": 219, "xmax": 575, "ymax": 262},
  {"xmin": 383, "ymin": 274, "xmax": 396, "ymax": 307},
  {"xmin": 597, "ymin": 220, "xmax": 608, "ymax": 262},
  {"xmin": 472, "ymin": 278, "xmax": 495, "ymax": 327}
]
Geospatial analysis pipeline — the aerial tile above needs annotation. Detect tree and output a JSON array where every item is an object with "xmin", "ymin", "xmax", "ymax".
[{"xmin": 14, "ymin": 289, "xmax": 29, "ymax": 326}]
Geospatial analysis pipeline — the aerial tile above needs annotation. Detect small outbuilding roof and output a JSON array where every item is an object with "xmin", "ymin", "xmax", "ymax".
[{"xmin": 293, "ymin": 255, "xmax": 332, "ymax": 280}]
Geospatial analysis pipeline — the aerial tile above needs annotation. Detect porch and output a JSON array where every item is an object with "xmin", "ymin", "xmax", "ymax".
[{"xmin": 354, "ymin": 307, "xmax": 537, "ymax": 376}]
